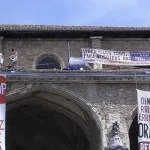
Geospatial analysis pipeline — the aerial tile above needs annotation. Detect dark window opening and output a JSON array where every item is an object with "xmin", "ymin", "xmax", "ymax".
[{"xmin": 36, "ymin": 57, "xmax": 61, "ymax": 69}]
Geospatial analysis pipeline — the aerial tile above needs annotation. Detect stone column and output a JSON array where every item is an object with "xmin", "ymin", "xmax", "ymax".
[
  {"xmin": 90, "ymin": 36, "xmax": 103, "ymax": 49},
  {"xmin": 0, "ymin": 37, "xmax": 3, "ymax": 53},
  {"xmin": 90, "ymin": 36, "xmax": 103, "ymax": 69}
]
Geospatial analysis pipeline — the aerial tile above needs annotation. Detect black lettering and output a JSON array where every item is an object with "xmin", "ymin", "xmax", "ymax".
[
  {"xmin": 141, "ymin": 106, "xmax": 144, "ymax": 113},
  {"xmin": 139, "ymin": 123, "xmax": 143, "ymax": 137},
  {"xmin": 147, "ymin": 98, "xmax": 150, "ymax": 105},
  {"xmin": 144, "ymin": 124, "xmax": 149, "ymax": 138},
  {"xmin": 141, "ymin": 97, "xmax": 145, "ymax": 104}
]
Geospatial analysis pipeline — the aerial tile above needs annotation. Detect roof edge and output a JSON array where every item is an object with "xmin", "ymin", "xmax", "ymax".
[{"xmin": 0, "ymin": 24, "xmax": 150, "ymax": 32}]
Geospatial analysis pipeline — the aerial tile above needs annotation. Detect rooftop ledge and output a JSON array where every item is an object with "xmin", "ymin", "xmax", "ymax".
[{"xmin": 2, "ymin": 69, "xmax": 150, "ymax": 84}]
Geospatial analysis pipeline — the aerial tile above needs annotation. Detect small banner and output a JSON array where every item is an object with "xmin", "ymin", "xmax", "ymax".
[
  {"xmin": 0, "ymin": 76, "xmax": 6, "ymax": 150},
  {"xmin": 81, "ymin": 48, "xmax": 150, "ymax": 66},
  {"xmin": 137, "ymin": 89, "xmax": 150, "ymax": 150}
]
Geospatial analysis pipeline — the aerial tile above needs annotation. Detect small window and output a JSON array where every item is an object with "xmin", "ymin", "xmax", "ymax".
[{"xmin": 36, "ymin": 56, "xmax": 61, "ymax": 69}]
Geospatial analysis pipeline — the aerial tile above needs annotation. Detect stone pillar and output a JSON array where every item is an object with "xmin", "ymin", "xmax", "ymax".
[
  {"xmin": 90, "ymin": 36, "xmax": 103, "ymax": 69},
  {"xmin": 90, "ymin": 36, "xmax": 103, "ymax": 49},
  {"xmin": 0, "ymin": 37, "xmax": 3, "ymax": 53}
]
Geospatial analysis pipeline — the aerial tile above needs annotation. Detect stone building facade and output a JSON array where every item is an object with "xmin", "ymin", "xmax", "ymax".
[{"xmin": 0, "ymin": 25, "xmax": 149, "ymax": 150}]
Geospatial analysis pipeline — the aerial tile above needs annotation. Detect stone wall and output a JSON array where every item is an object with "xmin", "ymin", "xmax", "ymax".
[
  {"xmin": 102, "ymin": 38, "xmax": 150, "ymax": 51},
  {"xmin": 48, "ymin": 82, "xmax": 147, "ymax": 149},
  {"xmin": 6, "ymin": 74, "xmax": 148, "ymax": 150},
  {"xmin": 3, "ymin": 37, "xmax": 150, "ymax": 70},
  {"xmin": 2, "ymin": 38, "xmax": 91, "ymax": 69},
  {"xmin": 3, "ymin": 36, "xmax": 150, "ymax": 149}
]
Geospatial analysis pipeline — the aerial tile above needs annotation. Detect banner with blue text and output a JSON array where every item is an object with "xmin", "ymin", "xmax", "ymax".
[{"xmin": 81, "ymin": 48, "xmax": 150, "ymax": 66}]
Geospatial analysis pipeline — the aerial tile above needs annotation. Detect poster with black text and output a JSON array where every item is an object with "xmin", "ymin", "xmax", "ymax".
[{"xmin": 137, "ymin": 89, "xmax": 150, "ymax": 150}]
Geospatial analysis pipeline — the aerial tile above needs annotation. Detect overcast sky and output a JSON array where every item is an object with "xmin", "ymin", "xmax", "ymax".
[{"xmin": 0, "ymin": 0, "xmax": 149, "ymax": 27}]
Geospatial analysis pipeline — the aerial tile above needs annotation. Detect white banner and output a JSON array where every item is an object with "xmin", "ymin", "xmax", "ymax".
[
  {"xmin": 0, "ymin": 76, "xmax": 6, "ymax": 150},
  {"xmin": 137, "ymin": 89, "xmax": 150, "ymax": 150},
  {"xmin": 81, "ymin": 48, "xmax": 150, "ymax": 66}
]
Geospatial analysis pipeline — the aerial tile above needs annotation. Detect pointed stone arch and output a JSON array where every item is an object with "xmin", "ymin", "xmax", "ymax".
[
  {"xmin": 128, "ymin": 105, "xmax": 138, "ymax": 150},
  {"xmin": 127, "ymin": 105, "xmax": 137, "ymax": 129},
  {"xmin": 6, "ymin": 84, "xmax": 102, "ymax": 150}
]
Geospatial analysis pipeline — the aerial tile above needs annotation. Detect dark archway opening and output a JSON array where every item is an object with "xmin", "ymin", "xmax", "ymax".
[
  {"xmin": 6, "ymin": 105, "xmax": 90, "ymax": 150},
  {"xmin": 36, "ymin": 56, "xmax": 61, "ymax": 69},
  {"xmin": 129, "ymin": 115, "xmax": 138, "ymax": 150}
]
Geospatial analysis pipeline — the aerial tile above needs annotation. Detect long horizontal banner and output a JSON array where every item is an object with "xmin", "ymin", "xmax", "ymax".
[{"xmin": 81, "ymin": 48, "xmax": 150, "ymax": 66}]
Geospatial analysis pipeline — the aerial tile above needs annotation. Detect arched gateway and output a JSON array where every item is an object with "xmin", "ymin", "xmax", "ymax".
[
  {"xmin": 129, "ymin": 106, "xmax": 138, "ymax": 150},
  {"xmin": 6, "ymin": 84, "xmax": 101, "ymax": 150}
]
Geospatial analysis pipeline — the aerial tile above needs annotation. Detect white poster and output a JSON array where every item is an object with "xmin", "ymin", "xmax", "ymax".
[
  {"xmin": 81, "ymin": 48, "xmax": 150, "ymax": 66},
  {"xmin": 0, "ymin": 76, "xmax": 6, "ymax": 150},
  {"xmin": 137, "ymin": 89, "xmax": 150, "ymax": 150}
]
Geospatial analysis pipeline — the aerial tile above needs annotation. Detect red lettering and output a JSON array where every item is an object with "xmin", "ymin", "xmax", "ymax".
[
  {"xmin": 0, "ymin": 120, "xmax": 4, "ymax": 130},
  {"xmin": 140, "ymin": 143, "xmax": 150, "ymax": 150}
]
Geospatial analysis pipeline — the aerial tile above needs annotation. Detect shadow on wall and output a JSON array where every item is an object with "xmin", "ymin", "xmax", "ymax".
[{"xmin": 129, "ymin": 115, "xmax": 138, "ymax": 150}]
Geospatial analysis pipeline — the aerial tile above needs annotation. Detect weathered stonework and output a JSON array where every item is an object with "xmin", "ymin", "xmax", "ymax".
[
  {"xmin": 2, "ymin": 38, "xmax": 91, "ymax": 69},
  {"xmin": 90, "ymin": 36, "xmax": 103, "ymax": 49},
  {"xmin": 90, "ymin": 36, "xmax": 103, "ymax": 69},
  {"xmin": 1, "ymin": 25, "xmax": 149, "ymax": 150},
  {"xmin": 3, "ymin": 37, "xmax": 150, "ymax": 70},
  {"xmin": 5, "ymin": 71, "xmax": 148, "ymax": 150}
]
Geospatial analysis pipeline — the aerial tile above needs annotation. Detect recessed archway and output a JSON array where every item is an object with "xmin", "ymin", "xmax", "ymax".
[
  {"xmin": 129, "ymin": 115, "xmax": 138, "ymax": 150},
  {"xmin": 6, "ymin": 84, "xmax": 102, "ymax": 150},
  {"xmin": 6, "ymin": 103, "xmax": 89, "ymax": 150},
  {"xmin": 33, "ymin": 53, "xmax": 65, "ymax": 69},
  {"xmin": 36, "ymin": 56, "xmax": 61, "ymax": 69},
  {"xmin": 128, "ymin": 107, "xmax": 138, "ymax": 150}
]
